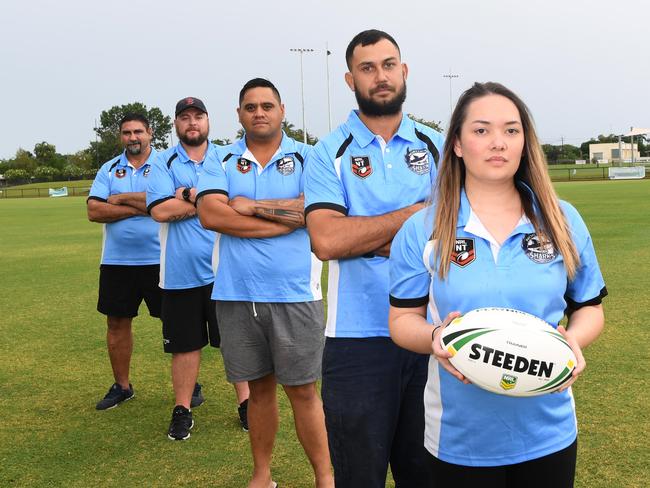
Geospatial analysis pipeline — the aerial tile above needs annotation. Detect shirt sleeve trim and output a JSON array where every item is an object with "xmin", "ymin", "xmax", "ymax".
[
  {"xmin": 389, "ymin": 295, "xmax": 429, "ymax": 308},
  {"xmin": 565, "ymin": 286, "xmax": 608, "ymax": 312},
  {"xmin": 305, "ymin": 202, "xmax": 348, "ymax": 217},
  {"xmin": 195, "ymin": 189, "xmax": 228, "ymax": 203},
  {"xmin": 86, "ymin": 196, "xmax": 107, "ymax": 204},
  {"xmin": 146, "ymin": 196, "xmax": 174, "ymax": 213}
]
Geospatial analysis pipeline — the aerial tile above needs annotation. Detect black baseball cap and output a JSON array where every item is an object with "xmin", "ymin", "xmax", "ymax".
[{"xmin": 175, "ymin": 97, "xmax": 208, "ymax": 117}]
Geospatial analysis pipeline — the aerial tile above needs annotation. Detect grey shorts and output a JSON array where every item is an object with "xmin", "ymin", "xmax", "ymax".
[{"xmin": 215, "ymin": 300, "xmax": 325, "ymax": 386}]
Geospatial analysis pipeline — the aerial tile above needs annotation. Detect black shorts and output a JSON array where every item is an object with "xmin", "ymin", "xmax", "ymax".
[
  {"xmin": 160, "ymin": 283, "xmax": 220, "ymax": 353},
  {"xmin": 427, "ymin": 438, "xmax": 577, "ymax": 487},
  {"xmin": 97, "ymin": 264, "xmax": 161, "ymax": 318}
]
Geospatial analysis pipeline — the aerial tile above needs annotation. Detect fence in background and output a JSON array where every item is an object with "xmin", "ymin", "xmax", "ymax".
[{"xmin": 0, "ymin": 186, "xmax": 91, "ymax": 198}]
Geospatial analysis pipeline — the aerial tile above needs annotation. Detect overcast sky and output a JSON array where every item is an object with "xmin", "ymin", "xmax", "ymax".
[{"xmin": 1, "ymin": 0, "xmax": 648, "ymax": 159}]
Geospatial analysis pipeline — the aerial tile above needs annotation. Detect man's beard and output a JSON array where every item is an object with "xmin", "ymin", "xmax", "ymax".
[
  {"xmin": 355, "ymin": 82, "xmax": 407, "ymax": 117},
  {"xmin": 125, "ymin": 142, "xmax": 142, "ymax": 155},
  {"xmin": 177, "ymin": 128, "xmax": 209, "ymax": 147}
]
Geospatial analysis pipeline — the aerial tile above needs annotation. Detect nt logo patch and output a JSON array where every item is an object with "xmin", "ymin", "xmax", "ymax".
[{"xmin": 451, "ymin": 238, "xmax": 475, "ymax": 267}]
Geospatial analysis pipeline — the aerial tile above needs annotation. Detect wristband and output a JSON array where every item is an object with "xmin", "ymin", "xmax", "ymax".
[{"xmin": 431, "ymin": 325, "xmax": 441, "ymax": 343}]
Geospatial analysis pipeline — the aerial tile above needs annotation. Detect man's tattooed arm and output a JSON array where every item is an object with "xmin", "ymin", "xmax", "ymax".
[
  {"xmin": 229, "ymin": 195, "xmax": 305, "ymax": 228},
  {"xmin": 253, "ymin": 197, "xmax": 305, "ymax": 228}
]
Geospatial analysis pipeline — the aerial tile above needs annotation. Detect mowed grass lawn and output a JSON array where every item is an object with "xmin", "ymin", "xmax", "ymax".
[{"xmin": 0, "ymin": 179, "xmax": 648, "ymax": 487}]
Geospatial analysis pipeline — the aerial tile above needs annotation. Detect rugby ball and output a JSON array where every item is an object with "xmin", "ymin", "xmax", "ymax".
[{"xmin": 439, "ymin": 308, "xmax": 576, "ymax": 397}]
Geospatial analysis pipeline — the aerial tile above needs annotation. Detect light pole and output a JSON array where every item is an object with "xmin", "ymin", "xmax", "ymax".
[
  {"xmin": 442, "ymin": 68, "xmax": 459, "ymax": 116},
  {"xmin": 290, "ymin": 48, "xmax": 314, "ymax": 143},
  {"xmin": 325, "ymin": 43, "xmax": 332, "ymax": 132}
]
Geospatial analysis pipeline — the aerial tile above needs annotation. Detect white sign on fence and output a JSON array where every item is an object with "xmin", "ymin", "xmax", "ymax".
[
  {"xmin": 608, "ymin": 166, "xmax": 646, "ymax": 180},
  {"xmin": 49, "ymin": 187, "xmax": 69, "ymax": 197}
]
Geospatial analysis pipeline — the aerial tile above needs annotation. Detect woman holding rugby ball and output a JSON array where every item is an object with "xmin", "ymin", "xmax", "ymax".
[{"xmin": 388, "ymin": 82, "xmax": 606, "ymax": 486}]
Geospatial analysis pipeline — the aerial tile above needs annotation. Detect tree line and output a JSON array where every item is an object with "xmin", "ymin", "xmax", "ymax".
[{"xmin": 4, "ymin": 101, "xmax": 630, "ymax": 185}]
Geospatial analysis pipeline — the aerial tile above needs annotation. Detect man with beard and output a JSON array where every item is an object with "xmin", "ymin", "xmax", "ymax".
[
  {"xmin": 88, "ymin": 113, "xmax": 160, "ymax": 411},
  {"xmin": 146, "ymin": 97, "xmax": 249, "ymax": 440},
  {"xmin": 303, "ymin": 30, "xmax": 444, "ymax": 486}
]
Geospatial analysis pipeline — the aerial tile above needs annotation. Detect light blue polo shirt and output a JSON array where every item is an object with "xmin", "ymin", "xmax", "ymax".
[
  {"xmin": 303, "ymin": 110, "xmax": 443, "ymax": 337},
  {"xmin": 88, "ymin": 149, "xmax": 159, "ymax": 265},
  {"xmin": 196, "ymin": 133, "xmax": 322, "ymax": 302},
  {"xmin": 146, "ymin": 143, "xmax": 218, "ymax": 290},
  {"xmin": 389, "ymin": 186, "xmax": 607, "ymax": 466}
]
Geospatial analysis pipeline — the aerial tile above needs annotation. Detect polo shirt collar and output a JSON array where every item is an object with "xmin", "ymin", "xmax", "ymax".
[
  {"xmin": 176, "ymin": 141, "xmax": 213, "ymax": 163},
  {"xmin": 237, "ymin": 131, "xmax": 295, "ymax": 160},
  {"xmin": 118, "ymin": 147, "xmax": 156, "ymax": 169},
  {"xmin": 346, "ymin": 110, "xmax": 417, "ymax": 149},
  {"xmin": 457, "ymin": 184, "xmax": 535, "ymax": 236}
]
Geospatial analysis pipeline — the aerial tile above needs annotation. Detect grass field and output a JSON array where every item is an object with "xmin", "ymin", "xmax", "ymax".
[{"xmin": 1, "ymin": 179, "xmax": 648, "ymax": 487}]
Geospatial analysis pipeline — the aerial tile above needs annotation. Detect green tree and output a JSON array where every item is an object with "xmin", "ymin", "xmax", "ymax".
[
  {"xmin": 4, "ymin": 168, "xmax": 30, "ymax": 183},
  {"xmin": 407, "ymin": 114, "xmax": 444, "ymax": 133},
  {"xmin": 7, "ymin": 148, "xmax": 37, "ymax": 172},
  {"xmin": 90, "ymin": 102, "xmax": 172, "ymax": 167},
  {"xmin": 34, "ymin": 142, "xmax": 57, "ymax": 163},
  {"xmin": 280, "ymin": 120, "xmax": 318, "ymax": 145},
  {"xmin": 62, "ymin": 164, "xmax": 84, "ymax": 180},
  {"xmin": 33, "ymin": 166, "xmax": 60, "ymax": 181},
  {"xmin": 211, "ymin": 138, "xmax": 232, "ymax": 146},
  {"xmin": 67, "ymin": 149, "xmax": 94, "ymax": 170},
  {"xmin": 34, "ymin": 141, "xmax": 67, "ymax": 170},
  {"xmin": 542, "ymin": 144, "xmax": 582, "ymax": 163}
]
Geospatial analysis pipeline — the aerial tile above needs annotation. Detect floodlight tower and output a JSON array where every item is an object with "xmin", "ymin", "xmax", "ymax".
[
  {"xmin": 290, "ymin": 48, "xmax": 314, "ymax": 144},
  {"xmin": 442, "ymin": 68, "xmax": 459, "ymax": 116}
]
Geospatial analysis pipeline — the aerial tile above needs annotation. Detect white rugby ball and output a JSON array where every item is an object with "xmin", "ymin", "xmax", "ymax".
[{"xmin": 439, "ymin": 307, "xmax": 576, "ymax": 397}]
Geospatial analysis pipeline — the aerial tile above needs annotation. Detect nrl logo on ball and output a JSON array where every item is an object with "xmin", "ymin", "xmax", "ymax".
[{"xmin": 500, "ymin": 374, "xmax": 518, "ymax": 391}]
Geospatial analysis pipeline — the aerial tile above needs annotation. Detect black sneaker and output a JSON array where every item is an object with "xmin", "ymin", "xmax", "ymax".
[
  {"xmin": 95, "ymin": 383, "xmax": 134, "ymax": 411},
  {"xmin": 190, "ymin": 383, "xmax": 204, "ymax": 408},
  {"xmin": 238, "ymin": 399, "xmax": 249, "ymax": 432},
  {"xmin": 168, "ymin": 405, "xmax": 194, "ymax": 440}
]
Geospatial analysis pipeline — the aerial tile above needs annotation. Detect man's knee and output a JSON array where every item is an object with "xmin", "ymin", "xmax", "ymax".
[
  {"xmin": 249, "ymin": 374, "xmax": 278, "ymax": 401},
  {"xmin": 107, "ymin": 316, "xmax": 132, "ymax": 331},
  {"xmin": 283, "ymin": 382, "xmax": 319, "ymax": 404}
]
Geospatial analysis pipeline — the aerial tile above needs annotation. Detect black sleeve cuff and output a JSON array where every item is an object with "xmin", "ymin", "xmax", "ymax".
[
  {"xmin": 146, "ymin": 196, "xmax": 174, "ymax": 214},
  {"xmin": 86, "ymin": 196, "xmax": 107, "ymax": 204},
  {"xmin": 195, "ymin": 189, "xmax": 228, "ymax": 204},
  {"xmin": 305, "ymin": 202, "xmax": 348, "ymax": 217},
  {"xmin": 565, "ymin": 286, "xmax": 608, "ymax": 314},
  {"xmin": 389, "ymin": 295, "xmax": 429, "ymax": 308}
]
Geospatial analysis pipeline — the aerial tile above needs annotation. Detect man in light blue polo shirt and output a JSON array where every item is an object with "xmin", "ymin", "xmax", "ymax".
[
  {"xmin": 88, "ymin": 113, "xmax": 160, "ymax": 411},
  {"xmin": 303, "ymin": 30, "xmax": 443, "ymax": 487},
  {"xmin": 147, "ymin": 97, "xmax": 248, "ymax": 441},
  {"xmin": 197, "ymin": 79, "xmax": 332, "ymax": 488}
]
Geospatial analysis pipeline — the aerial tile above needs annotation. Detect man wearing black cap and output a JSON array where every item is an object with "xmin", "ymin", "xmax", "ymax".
[{"xmin": 146, "ymin": 97, "xmax": 249, "ymax": 440}]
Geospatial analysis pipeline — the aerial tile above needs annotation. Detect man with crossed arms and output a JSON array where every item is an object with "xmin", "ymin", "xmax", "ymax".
[{"xmin": 197, "ymin": 78, "xmax": 332, "ymax": 488}]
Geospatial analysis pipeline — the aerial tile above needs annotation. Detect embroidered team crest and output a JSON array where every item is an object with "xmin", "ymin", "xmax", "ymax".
[
  {"xmin": 522, "ymin": 233, "xmax": 557, "ymax": 263},
  {"xmin": 115, "ymin": 168, "xmax": 127, "ymax": 179},
  {"xmin": 143, "ymin": 167, "xmax": 151, "ymax": 177},
  {"xmin": 405, "ymin": 148, "xmax": 429, "ymax": 175},
  {"xmin": 451, "ymin": 238, "xmax": 476, "ymax": 267},
  {"xmin": 276, "ymin": 156, "xmax": 295, "ymax": 176},
  {"xmin": 237, "ymin": 157, "xmax": 252, "ymax": 174},
  {"xmin": 351, "ymin": 156, "xmax": 373, "ymax": 178}
]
